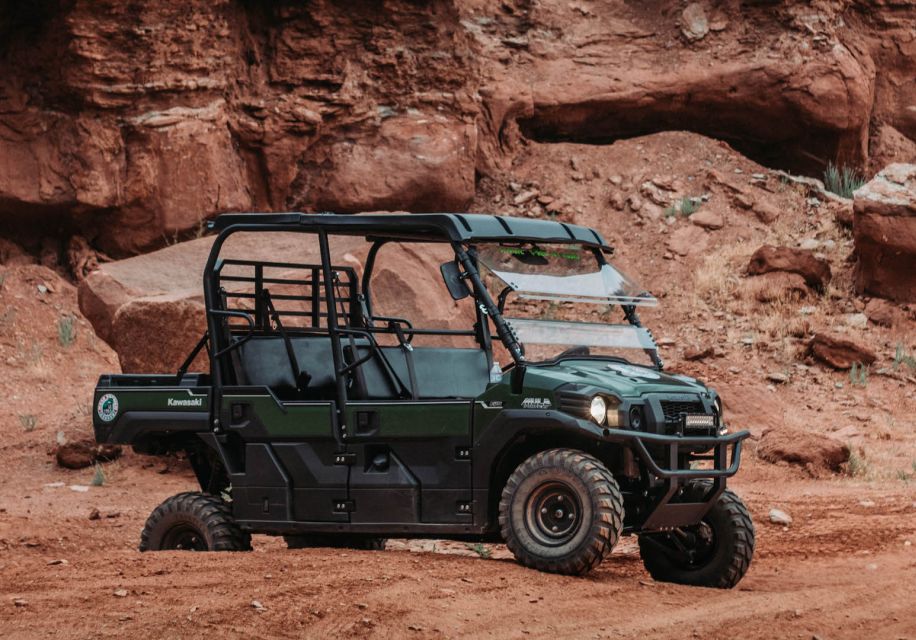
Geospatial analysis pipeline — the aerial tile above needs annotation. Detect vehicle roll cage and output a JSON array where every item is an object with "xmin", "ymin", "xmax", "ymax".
[{"xmin": 197, "ymin": 213, "xmax": 640, "ymax": 429}]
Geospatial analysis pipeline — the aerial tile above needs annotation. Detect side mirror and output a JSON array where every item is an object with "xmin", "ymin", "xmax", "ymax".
[{"xmin": 440, "ymin": 261, "xmax": 470, "ymax": 301}]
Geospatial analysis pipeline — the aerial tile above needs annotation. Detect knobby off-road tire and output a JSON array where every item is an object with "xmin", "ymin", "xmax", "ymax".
[
  {"xmin": 140, "ymin": 492, "xmax": 251, "ymax": 552},
  {"xmin": 499, "ymin": 448, "xmax": 624, "ymax": 576},
  {"xmin": 638, "ymin": 482, "xmax": 754, "ymax": 588},
  {"xmin": 284, "ymin": 535, "xmax": 387, "ymax": 551}
]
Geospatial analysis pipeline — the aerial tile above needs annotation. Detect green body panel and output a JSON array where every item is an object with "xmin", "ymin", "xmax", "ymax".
[
  {"xmin": 344, "ymin": 401, "xmax": 471, "ymax": 438},
  {"xmin": 222, "ymin": 394, "xmax": 334, "ymax": 438},
  {"xmin": 95, "ymin": 388, "xmax": 210, "ymax": 414},
  {"xmin": 520, "ymin": 360, "xmax": 707, "ymax": 398},
  {"xmin": 471, "ymin": 360, "xmax": 713, "ymax": 441}
]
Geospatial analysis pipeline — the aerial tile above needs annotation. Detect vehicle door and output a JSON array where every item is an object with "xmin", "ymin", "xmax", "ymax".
[
  {"xmin": 343, "ymin": 243, "xmax": 489, "ymax": 525},
  {"xmin": 214, "ymin": 255, "xmax": 350, "ymax": 525}
]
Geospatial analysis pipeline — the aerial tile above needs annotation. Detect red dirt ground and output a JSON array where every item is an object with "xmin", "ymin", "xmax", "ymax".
[{"xmin": 1, "ymin": 458, "xmax": 914, "ymax": 639}]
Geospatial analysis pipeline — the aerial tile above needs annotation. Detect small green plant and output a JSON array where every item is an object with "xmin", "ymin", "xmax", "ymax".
[
  {"xmin": 847, "ymin": 449, "xmax": 869, "ymax": 478},
  {"xmin": 19, "ymin": 414, "xmax": 37, "ymax": 432},
  {"xmin": 17, "ymin": 337, "xmax": 44, "ymax": 366},
  {"xmin": 849, "ymin": 361, "xmax": 869, "ymax": 387},
  {"xmin": 892, "ymin": 344, "xmax": 916, "ymax": 372},
  {"xmin": 57, "ymin": 315, "xmax": 76, "ymax": 348},
  {"xmin": 0, "ymin": 307, "xmax": 16, "ymax": 327},
  {"xmin": 664, "ymin": 197, "xmax": 701, "ymax": 218},
  {"xmin": 823, "ymin": 162, "xmax": 866, "ymax": 198},
  {"xmin": 90, "ymin": 464, "xmax": 106, "ymax": 487},
  {"xmin": 466, "ymin": 543, "xmax": 491, "ymax": 559}
]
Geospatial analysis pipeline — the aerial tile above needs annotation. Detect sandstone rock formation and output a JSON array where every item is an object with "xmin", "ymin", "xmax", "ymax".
[
  {"xmin": 1, "ymin": 1, "xmax": 915, "ymax": 260},
  {"xmin": 0, "ymin": 0, "xmax": 479, "ymax": 255},
  {"xmin": 852, "ymin": 164, "xmax": 916, "ymax": 302}
]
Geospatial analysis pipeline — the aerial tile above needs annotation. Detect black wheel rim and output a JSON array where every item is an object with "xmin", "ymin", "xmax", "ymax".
[
  {"xmin": 161, "ymin": 524, "xmax": 208, "ymax": 551},
  {"xmin": 651, "ymin": 520, "xmax": 717, "ymax": 569},
  {"xmin": 524, "ymin": 481, "xmax": 583, "ymax": 546}
]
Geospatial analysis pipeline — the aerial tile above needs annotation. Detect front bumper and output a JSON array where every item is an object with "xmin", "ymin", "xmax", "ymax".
[
  {"xmin": 603, "ymin": 427, "xmax": 748, "ymax": 479},
  {"xmin": 601, "ymin": 427, "xmax": 750, "ymax": 532}
]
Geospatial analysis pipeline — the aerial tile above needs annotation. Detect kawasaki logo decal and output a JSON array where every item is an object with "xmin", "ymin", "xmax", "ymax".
[
  {"xmin": 97, "ymin": 394, "xmax": 119, "ymax": 423},
  {"xmin": 521, "ymin": 397, "xmax": 551, "ymax": 409},
  {"xmin": 167, "ymin": 397, "xmax": 204, "ymax": 407}
]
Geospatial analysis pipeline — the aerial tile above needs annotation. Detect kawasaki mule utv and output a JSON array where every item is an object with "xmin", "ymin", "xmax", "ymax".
[{"xmin": 93, "ymin": 212, "xmax": 754, "ymax": 587}]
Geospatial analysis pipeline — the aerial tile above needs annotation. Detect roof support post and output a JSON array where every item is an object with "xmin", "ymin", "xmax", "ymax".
[
  {"xmin": 453, "ymin": 242, "xmax": 525, "ymax": 367},
  {"xmin": 319, "ymin": 230, "xmax": 349, "ymax": 442}
]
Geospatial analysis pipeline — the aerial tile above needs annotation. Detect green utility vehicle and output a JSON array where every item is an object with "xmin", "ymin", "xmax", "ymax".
[{"xmin": 93, "ymin": 213, "xmax": 754, "ymax": 587}]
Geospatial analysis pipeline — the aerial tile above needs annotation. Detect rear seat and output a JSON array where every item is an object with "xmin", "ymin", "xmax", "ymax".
[
  {"xmin": 235, "ymin": 335, "xmax": 489, "ymax": 401},
  {"xmin": 235, "ymin": 336, "xmax": 337, "ymax": 400}
]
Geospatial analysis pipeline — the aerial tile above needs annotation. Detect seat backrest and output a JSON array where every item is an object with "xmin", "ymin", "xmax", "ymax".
[
  {"xmin": 235, "ymin": 336, "xmax": 336, "ymax": 399},
  {"xmin": 347, "ymin": 345, "xmax": 489, "ymax": 400}
]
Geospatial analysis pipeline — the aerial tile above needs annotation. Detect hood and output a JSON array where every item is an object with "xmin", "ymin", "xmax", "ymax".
[{"xmin": 523, "ymin": 358, "xmax": 709, "ymax": 397}]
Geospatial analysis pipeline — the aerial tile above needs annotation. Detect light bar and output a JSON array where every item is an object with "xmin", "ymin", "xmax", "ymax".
[{"xmin": 684, "ymin": 414, "xmax": 716, "ymax": 429}]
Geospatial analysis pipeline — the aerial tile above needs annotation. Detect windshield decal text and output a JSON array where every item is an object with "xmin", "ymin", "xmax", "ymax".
[{"xmin": 499, "ymin": 246, "xmax": 580, "ymax": 261}]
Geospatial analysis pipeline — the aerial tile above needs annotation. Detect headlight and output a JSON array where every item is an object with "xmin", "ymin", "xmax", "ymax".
[
  {"xmin": 714, "ymin": 396, "xmax": 727, "ymax": 434},
  {"xmin": 589, "ymin": 396, "xmax": 607, "ymax": 424}
]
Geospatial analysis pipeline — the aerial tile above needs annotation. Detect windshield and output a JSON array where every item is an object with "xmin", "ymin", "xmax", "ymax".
[
  {"xmin": 475, "ymin": 242, "xmax": 659, "ymax": 366},
  {"xmin": 475, "ymin": 243, "xmax": 657, "ymax": 306}
]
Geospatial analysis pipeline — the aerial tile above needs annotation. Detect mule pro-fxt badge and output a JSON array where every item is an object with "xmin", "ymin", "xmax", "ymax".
[
  {"xmin": 97, "ymin": 393, "xmax": 119, "ymax": 423},
  {"xmin": 521, "ymin": 397, "xmax": 551, "ymax": 410}
]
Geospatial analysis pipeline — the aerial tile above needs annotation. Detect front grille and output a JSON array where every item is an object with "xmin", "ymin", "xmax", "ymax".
[{"xmin": 660, "ymin": 400, "xmax": 705, "ymax": 423}]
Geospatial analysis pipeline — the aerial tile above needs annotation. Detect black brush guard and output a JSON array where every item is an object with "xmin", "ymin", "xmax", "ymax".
[{"xmin": 603, "ymin": 428, "xmax": 749, "ymax": 531}]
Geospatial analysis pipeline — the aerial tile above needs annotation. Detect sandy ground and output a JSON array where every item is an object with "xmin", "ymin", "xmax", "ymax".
[{"xmin": 1, "ymin": 454, "xmax": 914, "ymax": 640}]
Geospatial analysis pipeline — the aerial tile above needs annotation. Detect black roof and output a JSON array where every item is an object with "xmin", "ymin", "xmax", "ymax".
[{"xmin": 209, "ymin": 212, "xmax": 610, "ymax": 249}]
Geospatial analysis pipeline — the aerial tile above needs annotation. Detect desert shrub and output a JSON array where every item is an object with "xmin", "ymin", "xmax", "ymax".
[
  {"xmin": 849, "ymin": 362, "xmax": 869, "ymax": 387},
  {"xmin": 465, "ymin": 542, "xmax": 492, "ymax": 559},
  {"xmin": 823, "ymin": 162, "xmax": 866, "ymax": 198},
  {"xmin": 892, "ymin": 344, "xmax": 916, "ymax": 372},
  {"xmin": 665, "ymin": 197, "xmax": 701, "ymax": 218},
  {"xmin": 846, "ymin": 449, "xmax": 869, "ymax": 478},
  {"xmin": 19, "ymin": 414, "xmax": 37, "ymax": 431},
  {"xmin": 90, "ymin": 464, "xmax": 106, "ymax": 487},
  {"xmin": 58, "ymin": 315, "xmax": 76, "ymax": 347}
]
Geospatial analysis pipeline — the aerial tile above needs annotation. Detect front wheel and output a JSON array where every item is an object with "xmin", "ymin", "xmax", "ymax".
[
  {"xmin": 638, "ymin": 483, "xmax": 754, "ymax": 588},
  {"xmin": 140, "ymin": 492, "xmax": 251, "ymax": 552},
  {"xmin": 499, "ymin": 448, "xmax": 624, "ymax": 575}
]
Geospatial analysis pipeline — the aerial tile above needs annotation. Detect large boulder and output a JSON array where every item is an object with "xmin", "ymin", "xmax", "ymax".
[
  {"xmin": 853, "ymin": 163, "xmax": 916, "ymax": 302},
  {"xmin": 56, "ymin": 440, "xmax": 122, "ymax": 470},
  {"xmin": 806, "ymin": 332, "xmax": 877, "ymax": 370},
  {"xmin": 79, "ymin": 221, "xmax": 474, "ymax": 373},
  {"xmin": 110, "ymin": 296, "xmax": 209, "ymax": 374},
  {"xmin": 757, "ymin": 427, "xmax": 850, "ymax": 476},
  {"xmin": 746, "ymin": 245, "xmax": 831, "ymax": 291}
]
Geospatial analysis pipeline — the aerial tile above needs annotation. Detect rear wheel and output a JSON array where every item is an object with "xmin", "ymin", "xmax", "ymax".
[
  {"xmin": 284, "ymin": 534, "xmax": 387, "ymax": 551},
  {"xmin": 499, "ymin": 448, "xmax": 624, "ymax": 575},
  {"xmin": 140, "ymin": 492, "xmax": 251, "ymax": 552},
  {"xmin": 638, "ymin": 482, "xmax": 754, "ymax": 588}
]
